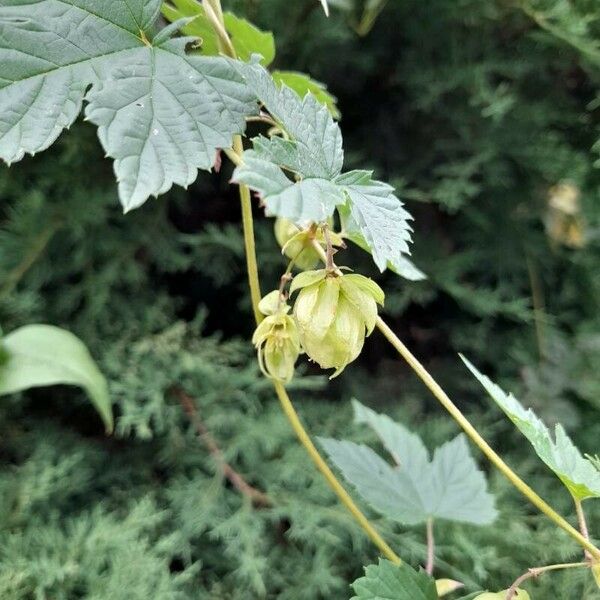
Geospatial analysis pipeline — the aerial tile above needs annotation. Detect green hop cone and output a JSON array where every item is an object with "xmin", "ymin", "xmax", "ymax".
[
  {"xmin": 252, "ymin": 290, "xmax": 301, "ymax": 384},
  {"xmin": 291, "ymin": 270, "xmax": 384, "ymax": 377}
]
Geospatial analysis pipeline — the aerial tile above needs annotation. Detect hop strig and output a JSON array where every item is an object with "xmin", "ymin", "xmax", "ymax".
[
  {"xmin": 290, "ymin": 269, "xmax": 384, "ymax": 377},
  {"xmin": 252, "ymin": 290, "xmax": 301, "ymax": 384}
]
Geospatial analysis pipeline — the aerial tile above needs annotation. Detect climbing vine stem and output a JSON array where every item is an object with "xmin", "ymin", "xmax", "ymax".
[
  {"xmin": 309, "ymin": 238, "xmax": 600, "ymax": 561},
  {"xmin": 208, "ymin": 0, "xmax": 402, "ymax": 565},
  {"xmin": 375, "ymin": 316, "xmax": 600, "ymax": 561},
  {"xmin": 233, "ymin": 153, "xmax": 401, "ymax": 564}
]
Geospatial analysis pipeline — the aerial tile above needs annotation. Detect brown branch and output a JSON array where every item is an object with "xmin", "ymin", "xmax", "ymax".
[{"xmin": 174, "ymin": 388, "xmax": 271, "ymax": 507}]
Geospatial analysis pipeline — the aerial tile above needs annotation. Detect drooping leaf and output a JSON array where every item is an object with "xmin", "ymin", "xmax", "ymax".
[
  {"xmin": 272, "ymin": 70, "xmax": 340, "ymax": 118},
  {"xmin": 351, "ymin": 559, "xmax": 438, "ymax": 600},
  {"xmin": 463, "ymin": 356, "xmax": 600, "ymax": 501},
  {"xmin": 344, "ymin": 227, "xmax": 426, "ymax": 280},
  {"xmin": 0, "ymin": 0, "xmax": 255, "ymax": 211},
  {"xmin": 162, "ymin": 2, "xmax": 275, "ymax": 65},
  {"xmin": 0, "ymin": 325, "xmax": 113, "ymax": 433},
  {"xmin": 318, "ymin": 400, "xmax": 497, "ymax": 525}
]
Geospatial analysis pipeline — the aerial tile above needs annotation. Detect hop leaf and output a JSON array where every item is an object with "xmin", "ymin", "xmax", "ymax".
[
  {"xmin": 336, "ymin": 170, "xmax": 414, "ymax": 272},
  {"xmin": 463, "ymin": 355, "xmax": 600, "ymax": 501},
  {"xmin": 319, "ymin": 400, "xmax": 497, "ymax": 525},
  {"xmin": 351, "ymin": 559, "xmax": 438, "ymax": 600},
  {"xmin": 0, "ymin": 0, "xmax": 255, "ymax": 211},
  {"xmin": 232, "ymin": 63, "xmax": 415, "ymax": 275}
]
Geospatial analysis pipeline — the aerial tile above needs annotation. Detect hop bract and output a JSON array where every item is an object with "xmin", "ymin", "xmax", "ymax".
[
  {"xmin": 252, "ymin": 290, "xmax": 301, "ymax": 384},
  {"xmin": 274, "ymin": 218, "xmax": 320, "ymax": 270},
  {"xmin": 291, "ymin": 270, "xmax": 384, "ymax": 377}
]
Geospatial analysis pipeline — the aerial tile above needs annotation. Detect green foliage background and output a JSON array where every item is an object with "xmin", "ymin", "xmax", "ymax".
[{"xmin": 1, "ymin": 0, "xmax": 600, "ymax": 597}]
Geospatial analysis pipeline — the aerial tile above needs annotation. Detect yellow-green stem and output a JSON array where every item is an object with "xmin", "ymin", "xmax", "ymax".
[
  {"xmin": 272, "ymin": 380, "xmax": 401, "ymax": 563},
  {"xmin": 309, "ymin": 238, "xmax": 600, "ymax": 560},
  {"xmin": 506, "ymin": 561, "xmax": 589, "ymax": 600},
  {"xmin": 375, "ymin": 316, "xmax": 600, "ymax": 561},
  {"xmin": 210, "ymin": 0, "xmax": 402, "ymax": 563},
  {"xmin": 234, "ymin": 140, "xmax": 263, "ymax": 325},
  {"xmin": 236, "ymin": 169, "xmax": 401, "ymax": 563},
  {"xmin": 574, "ymin": 497, "xmax": 592, "ymax": 561}
]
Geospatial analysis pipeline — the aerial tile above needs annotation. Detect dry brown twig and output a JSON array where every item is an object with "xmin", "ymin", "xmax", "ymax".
[{"xmin": 175, "ymin": 388, "xmax": 271, "ymax": 508}]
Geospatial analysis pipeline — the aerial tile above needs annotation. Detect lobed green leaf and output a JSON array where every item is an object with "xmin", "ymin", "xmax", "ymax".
[
  {"xmin": 318, "ymin": 400, "xmax": 497, "ymax": 525},
  {"xmin": 0, "ymin": 0, "xmax": 255, "ymax": 211},
  {"xmin": 463, "ymin": 355, "xmax": 600, "ymax": 501},
  {"xmin": 351, "ymin": 559, "xmax": 438, "ymax": 600}
]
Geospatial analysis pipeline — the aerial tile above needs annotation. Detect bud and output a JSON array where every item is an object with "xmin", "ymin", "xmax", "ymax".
[
  {"xmin": 274, "ymin": 218, "xmax": 320, "ymax": 270},
  {"xmin": 274, "ymin": 218, "xmax": 343, "ymax": 271},
  {"xmin": 252, "ymin": 291, "xmax": 301, "ymax": 384},
  {"xmin": 291, "ymin": 270, "xmax": 384, "ymax": 377},
  {"xmin": 435, "ymin": 579, "xmax": 463, "ymax": 597}
]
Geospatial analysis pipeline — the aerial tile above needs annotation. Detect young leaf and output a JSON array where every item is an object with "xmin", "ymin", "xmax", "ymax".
[
  {"xmin": 162, "ymin": 2, "xmax": 275, "ymax": 66},
  {"xmin": 232, "ymin": 63, "xmax": 346, "ymax": 223},
  {"xmin": 0, "ymin": 0, "xmax": 255, "ymax": 211},
  {"xmin": 272, "ymin": 70, "xmax": 340, "ymax": 118},
  {"xmin": 0, "ymin": 325, "xmax": 113, "ymax": 433},
  {"xmin": 233, "ymin": 148, "xmax": 346, "ymax": 223},
  {"xmin": 336, "ymin": 171, "xmax": 414, "ymax": 272},
  {"xmin": 351, "ymin": 559, "xmax": 438, "ymax": 600},
  {"xmin": 436, "ymin": 579, "xmax": 464, "ymax": 596},
  {"xmin": 240, "ymin": 62, "xmax": 344, "ymax": 179},
  {"xmin": 233, "ymin": 63, "xmax": 414, "ymax": 272},
  {"xmin": 462, "ymin": 356, "xmax": 600, "ymax": 501},
  {"xmin": 318, "ymin": 401, "xmax": 496, "ymax": 525},
  {"xmin": 223, "ymin": 13, "xmax": 275, "ymax": 65},
  {"xmin": 162, "ymin": 1, "xmax": 220, "ymax": 56}
]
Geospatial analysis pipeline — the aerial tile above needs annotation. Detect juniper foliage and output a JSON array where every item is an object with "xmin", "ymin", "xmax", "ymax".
[{"xmin": 1, "ymin": 0, "xmax": 600, "ymax": 598}]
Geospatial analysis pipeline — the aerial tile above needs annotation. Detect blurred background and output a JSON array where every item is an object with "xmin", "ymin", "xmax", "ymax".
[{"xmin": 1, "ymin": 0, "xmax": 600, "ymax": 597}]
